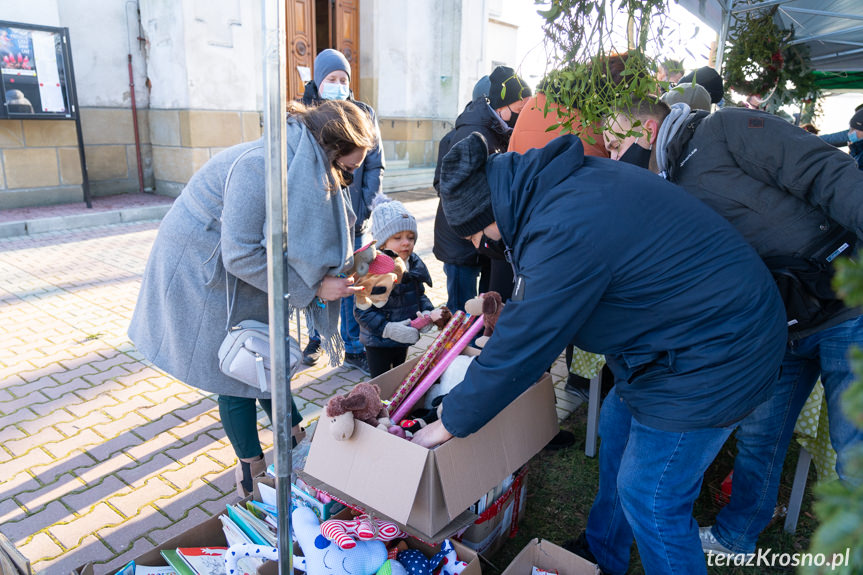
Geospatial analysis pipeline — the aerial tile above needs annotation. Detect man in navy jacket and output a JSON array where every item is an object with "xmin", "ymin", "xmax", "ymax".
[{"xmin": 413, "ymin": 132, "xmax": 787, "ymax": 575}]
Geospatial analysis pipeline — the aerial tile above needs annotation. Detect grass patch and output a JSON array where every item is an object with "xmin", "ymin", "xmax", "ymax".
[{"xmin": 487, "ymin": 402, "xmax": 819, "ymax": 574}]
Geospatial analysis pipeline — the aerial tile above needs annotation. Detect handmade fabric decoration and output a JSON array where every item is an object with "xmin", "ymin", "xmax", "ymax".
[
  {"xmin": 354, "ymin": 251, "xmax": 406, "ymax": 310},
  {"xmin": 464, "ymin": 291, "xmax": 503, "ymax": 348},
  {"xmin": 325, "ymin": 382, "xmax": 395, "ymax": 441},
  {"xmin": 321, "ymin": 515, "xmax": 407, "ymax": 549},
  {"xmin": 410, "ymin": 307, "xmax": 453, "ymax": 332},
  {"xmin": 224, "ymin": 543, "xmax": 278, "ymax": 575},
  {"xmin": 292, "ymin": 506, "xmax": 388, "ymax": 575},
  {"xmin": 397, "ymin": 540, "xmax": 467, "ymax": 575},
  {"xmin": 422, "ymin": 355, "xmax": 475, "ymax": 410},
  {"xmin": 377, "ymin": 559, "xmax": 409, "ymax": 575}
]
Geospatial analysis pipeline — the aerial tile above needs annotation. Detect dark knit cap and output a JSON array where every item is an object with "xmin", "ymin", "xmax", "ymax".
[
  {"xmin": 314, "ymin": 49, "xmax": 351, "ymax": 88},
  {"xmin": 488, "ymin": 66, "xmax": 532, "ymax": 110},
  {"xmin": 679, "ymin": 66, "xmax": 723, "ymax": 104},
  {"xmin": 851, "ymin": 108, "xmax": 863, "ymax": 131},
  {"xmin": 473, "ymin": 75, "xmax": 491, "ymax": 101},
  {"xmin": 439, "ymin": 132, "xmax": 496, "ymax": 237}
]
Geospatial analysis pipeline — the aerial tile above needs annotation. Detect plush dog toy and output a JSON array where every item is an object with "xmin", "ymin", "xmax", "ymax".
[
  {"xmin": 325, "ymin": 382, "xmax": 398, "ymax": 440},
  {"xmin": 397, "ymin": 540, "xmax": 467, "ymax": 575},
  {"xmin": 321, "ymin": 515, "xmax": 407, "ymax": 549},
  {"xmin": 292, "ymin": 506, "xmax": 388, "ymax": 575},
  {"xmin": 354, "ymin": 251, "xmax": 407, "ymax": 310},
  {"xmin": 346, "ymin": 241, "xmax": 380, "ymax": 278},
  {"xmin": 464, "ymin": 291, "xmax": 503, "ymax": 348},
  {"xmin": 410, "ymin": 307, "xmax": 453, "ymax": 332}
]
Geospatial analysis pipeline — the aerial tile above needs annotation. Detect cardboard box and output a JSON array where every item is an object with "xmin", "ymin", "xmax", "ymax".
[
  {"xmin": 457, "ymin": 468, "xmax": 528, "ymax": 556},
  {"xmin": 302, "ymin": 350, "xmax": 558, "ymax": 542},
  {"xmin": 501, "ymin": 539, "xmax": 599, "ymax": 575}
]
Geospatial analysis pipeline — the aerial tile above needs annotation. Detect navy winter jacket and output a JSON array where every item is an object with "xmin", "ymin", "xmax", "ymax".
[
  {"xmin": 440, "ymin": 135, "xmax": 787, "ymax": 436},
  {"xmin": 355, "ymin": 253, "xmax": 435, "ymax": 348}
]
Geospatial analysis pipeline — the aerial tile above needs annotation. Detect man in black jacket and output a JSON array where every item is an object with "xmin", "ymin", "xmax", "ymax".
[
  {"xmin": 605, "ymin": 98, "xmax": 863, "ymax": 558},
  {"xmin": 433, "ymin": 66, "xmax": 530, "ymax": 312}
]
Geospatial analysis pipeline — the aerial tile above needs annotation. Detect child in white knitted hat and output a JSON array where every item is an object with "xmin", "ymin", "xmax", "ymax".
[{"xmin": 355, "ymin": 200, "xmax": 436, "ymax": 377}]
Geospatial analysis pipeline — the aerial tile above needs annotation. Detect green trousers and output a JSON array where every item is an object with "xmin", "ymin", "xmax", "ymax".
[{"xmin": 218, "ymin": 395, "xmax": 302, "ymax": 459}]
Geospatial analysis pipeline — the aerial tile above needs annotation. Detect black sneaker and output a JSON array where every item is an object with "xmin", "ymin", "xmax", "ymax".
[
  {"xmin": 343, "ymin": 352, "xmax": 370, "ymax": 376},
  {"xmin": 563, "ymin": 532, "xmax": 602, "ymax": 570},
  {"xmin": 564, "ymin": 373, "xmax": 590, "ymax": 403},
  {"xmin": 302, "ymin": 340, "xmax": 322, "ymax": 366}
]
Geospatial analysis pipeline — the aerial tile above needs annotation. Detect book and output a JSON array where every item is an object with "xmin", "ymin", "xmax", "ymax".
[
  {"xmin": 136, "ymin": 566, "xmax": 178, "ymax": 575},
  {"xmin": 160, "ymin": 550, "xmax": 196, "ymax": 575},
  {"xmin": 226, "ymin": 504, "xmax": 277, "ymax": 546},
  {"xmin": 176, "ymin": 547, "xmax": 228, "ymax": 575}
]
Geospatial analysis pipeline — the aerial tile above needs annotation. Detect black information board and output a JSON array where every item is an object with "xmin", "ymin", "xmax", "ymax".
[{"xmin": 0, "ymin": 21, "xmax": 76, "ymax": 119}]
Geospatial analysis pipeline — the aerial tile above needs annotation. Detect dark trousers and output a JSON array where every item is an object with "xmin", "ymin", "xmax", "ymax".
[
  {"xmin": 218, "ymin": 395, "xmax": 302, "ymax": 458},
  {"xmin": 366, "ymin": 346, "xmax": 409, "ymax": 378}
]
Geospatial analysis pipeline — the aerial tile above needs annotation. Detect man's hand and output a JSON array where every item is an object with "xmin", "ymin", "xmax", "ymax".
[{"xmin": 410, "ymin": 419, "xmax": 453, "ymax": 448}]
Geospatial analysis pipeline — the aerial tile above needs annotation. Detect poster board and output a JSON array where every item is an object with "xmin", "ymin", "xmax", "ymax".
[{"xmin": 0, "ymin": 21, "xmax": 75, "ymax": 119}]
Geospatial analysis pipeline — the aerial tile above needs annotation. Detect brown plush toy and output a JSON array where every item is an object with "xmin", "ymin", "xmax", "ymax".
[
  {"xmin": 464, "ymin": 291, "xmax": 504, "ymax": 348},
  {"xmin": 345, "ymin": 240, "xmax": 379, "ymax": 278},
  {"xmin": 325, "ymin": 382, "xmax": 394, "ymax": 440},
  {"xmin": 410, "ymin": 306, "xmax": 453, "ymax": 331},
  {"xmin": 353, "ymin": 252, "xmax": 407, "ymax": 310}
]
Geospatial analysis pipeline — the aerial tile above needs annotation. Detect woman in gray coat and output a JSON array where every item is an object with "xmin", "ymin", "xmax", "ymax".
[{"xmin": 129, "ymin": 100, "xmax": 376, "ymax": 496}]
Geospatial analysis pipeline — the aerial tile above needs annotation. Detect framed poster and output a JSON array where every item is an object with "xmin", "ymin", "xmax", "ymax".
[{"xmin": 0, "ymin": 21, "xmax": 76, "ymax": 119}]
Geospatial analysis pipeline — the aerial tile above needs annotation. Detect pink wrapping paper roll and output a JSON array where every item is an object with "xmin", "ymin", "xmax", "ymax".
[
  {"xmin": 391, "ymin": 314, "xmax": 485, "ymax": 423},
  {"xmin": 387, "ymin": 311, "xmax": 467, "ymax": 413}
]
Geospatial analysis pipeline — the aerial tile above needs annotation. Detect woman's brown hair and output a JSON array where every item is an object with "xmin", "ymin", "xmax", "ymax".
[{"xmin": 288, "ymin": 99, "xmax": 376, "ymax": 189}]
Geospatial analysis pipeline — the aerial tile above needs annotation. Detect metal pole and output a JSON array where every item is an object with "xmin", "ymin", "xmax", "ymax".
[
  {"xmin": 262, "ymin": 0, "xmax": 291, "ymax": 573},
  {"xmin": 715, "ymin": 0, "xmax": 735, "ymax": 76}
]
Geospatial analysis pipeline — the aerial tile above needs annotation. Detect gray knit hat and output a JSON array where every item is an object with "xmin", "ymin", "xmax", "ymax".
[
  {"xmin": 314, "ymin": 49, "xmax": 351, "ymax": 88},
  {"xmin": 371, "ymin": 200, "xmax": 418, "ymax": 245},
  {"xmin": 439, "ymin": 132, "xmax": 495, "ymax": 237},
  {"xmin": 661, "ymin": 82, "xmax": 711, "ymax": 111}
]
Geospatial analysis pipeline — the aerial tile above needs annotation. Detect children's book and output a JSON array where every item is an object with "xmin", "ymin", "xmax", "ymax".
[
  {"xmin": 175, "ymin": 548, "xmax": 228, "ymax": 575},
  {"xmin": 136, "ymin": 566, "xmax": 178, "ymax": 575},
  {"xmin": 227, "ymin": 504, "xmax": 277, "ymax": 546},
  {"xmin": 159, "ymin": 550, "xmax": 196, "ymax": 575}
]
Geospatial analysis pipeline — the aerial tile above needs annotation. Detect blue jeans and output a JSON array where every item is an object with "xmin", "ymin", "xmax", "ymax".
[
  {"xmin": 308, "ymin": 235, "xmax": 365, "ymax": 355},
  {"xmin": 712, "ymin": 315, "xmax": 863, "ymax": 553},
  {"xmin": 443, "ymin": 262, "xmax": 482, "ymax": 313},
  {"xmin": 586, "ymin": 387, "xmax": 734, "ymax": 575}
]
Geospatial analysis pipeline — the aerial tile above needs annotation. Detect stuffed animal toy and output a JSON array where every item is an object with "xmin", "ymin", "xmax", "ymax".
[
  {"xmin": 321, "ymin": 515, "xmax": 407, "ymax": 549},
  {"xmin": 410, "ymin": 307, "xmax": 453, "ymax": 331},
  {"xmin": 397, "ymin": 540, "xmax": 467, "ymax": 575},
  {"xmin": 346, "ymin": 241, "xmax": 380, "ymax": 278},
  {"xmin": 326, "ymin": 382, "xmax": 395, "ymax": 441},
  {"xmin": 421, "ymin": 355, "xmax": 474, "ymax": 410},
  {"xmin": 377, "ymin": 559, "xmax": 409, "ymax": 575},
  {"xmin": 354, "ymin": 251, "xmax": 407, "ymax": 310},
  {"xmin": 224, "ymin": 542, "xmax": 278, "ymax": 575},
  {"xmin": 463, "ymin": 291, "xmax": 503, "ymax": 348},
  {"xmin": 291, "ymin": 506, "xmax": 388, "ymax": 575}
]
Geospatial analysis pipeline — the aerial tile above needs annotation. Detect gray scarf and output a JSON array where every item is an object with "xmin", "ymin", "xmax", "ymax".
[
  {"xmin": 283, "ymin": 119, "xmax": 356, "ymax": 365},
  {"xmin": 655, "ymin": 102, "xmax": 691, "ymax": 178}
]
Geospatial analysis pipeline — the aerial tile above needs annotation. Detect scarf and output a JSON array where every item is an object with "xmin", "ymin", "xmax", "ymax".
[
  {"xmin": 284, "ymin": 119, "xmax": 356, "ymax": 365},
  {"xmin": 655, "ymin": 102, "xmax": 691, "ymax": 178}
]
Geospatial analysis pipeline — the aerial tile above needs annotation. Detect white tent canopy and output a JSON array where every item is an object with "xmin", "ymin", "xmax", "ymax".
[{"xmin": 678, "ymin": 0, "xmax": 863, "ymax": 72}]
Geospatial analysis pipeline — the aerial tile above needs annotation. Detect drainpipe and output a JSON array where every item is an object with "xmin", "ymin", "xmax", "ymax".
[{"xmin": 126, "ymin": 0, "xmax": 145, "ymax": 193}]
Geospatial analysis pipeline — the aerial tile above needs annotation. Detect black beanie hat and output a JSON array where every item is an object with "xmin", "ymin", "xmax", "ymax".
[
  {"xmin": 439, "ymin": 132, "xmax": 496, "ymax": 238},
  {"xmin": 679, "ymin": 66, "xmax": 723, "ymax": 104},
  {"xmin": 488, "ymin": 66, "xmax": 532, "ymax": 110},
  {"xmin": 851, "ymin": 108, "xmax": 863, "ymax": 131}
]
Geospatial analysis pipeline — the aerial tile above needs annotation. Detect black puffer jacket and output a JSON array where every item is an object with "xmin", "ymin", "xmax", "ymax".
[
  {"xmin": 302, "ymin": 82, "xmax": 386, "ymax": 237},
  {"xmin": 661, "ymin": 107, "xmax": 863, "ymax": 338},
  {"xmin": 433, "ymin": 97, "xmax": 512, "ymax": 265},
  {"xmin": 354, "ymin": 253, "xmax": 435, "ymax": 348}
]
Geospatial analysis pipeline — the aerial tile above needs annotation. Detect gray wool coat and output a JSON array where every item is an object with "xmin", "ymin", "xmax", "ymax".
[{"xmin": 129, "ymin": 127, "xmax": 354, "ymax": 398}]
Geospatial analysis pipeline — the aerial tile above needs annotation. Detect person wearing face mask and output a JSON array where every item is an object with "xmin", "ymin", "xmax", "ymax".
[
  {"xmin": 604, "ymin": 96, "xmax": 863, "ymax": 561},
  {"xmin": 300, "ymin": 48, "xmax": 386, "ymax": 376},
  {"xmin": 820, "ymin": 105, "xmax": 863, "ymax": 170},
  {"xmin": 433, "ymin": 66, "xmax": 531, "ymax": 313}
]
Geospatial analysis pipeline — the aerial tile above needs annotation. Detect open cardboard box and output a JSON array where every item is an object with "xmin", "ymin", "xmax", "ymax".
[
  {"xmin": 501, "ymin": 539, "xmax": 599, "ymax": 575},
  {"xmin": 302, "ymin": 347, "xmax": 559, "ymax": 543}
]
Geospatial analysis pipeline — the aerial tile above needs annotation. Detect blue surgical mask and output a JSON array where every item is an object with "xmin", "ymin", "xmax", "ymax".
[
  {"xmin": 320, "ymin": 82, "xmax": 350, "ymax": 101},
  {"xmin": 849, "ymin": 130, "xmax": 860, "ymax": 144}
]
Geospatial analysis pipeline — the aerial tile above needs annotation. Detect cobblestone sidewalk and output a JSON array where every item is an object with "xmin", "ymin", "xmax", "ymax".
[{"xmin": 0, "ymin": 196, "xmax": 579, "ymax": 575}]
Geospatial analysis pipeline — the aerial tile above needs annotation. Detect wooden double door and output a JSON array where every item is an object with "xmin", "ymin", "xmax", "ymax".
[{"xmin": 286, "ymin": 0, "xmax": 361, "ymax": 101}]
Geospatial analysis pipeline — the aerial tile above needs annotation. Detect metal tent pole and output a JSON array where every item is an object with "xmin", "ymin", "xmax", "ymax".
[
  {"xmin": 262, "ymin": 0, "xmax": 291, "ymax": 573},
  {"xmin": 715, "ymin": 0, "xmax": 735, "ymax": 76}
]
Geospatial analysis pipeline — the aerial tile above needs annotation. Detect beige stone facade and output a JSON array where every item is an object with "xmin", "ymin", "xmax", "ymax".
[{"xmin": 378, "ymin": 117, "xmax": 454, "ymax": 168}]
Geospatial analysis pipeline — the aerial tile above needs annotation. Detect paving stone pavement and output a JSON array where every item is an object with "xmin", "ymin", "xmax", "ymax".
[{"xmin": 0, "ymin": 195, "xmax": 581, "ymax": 575}]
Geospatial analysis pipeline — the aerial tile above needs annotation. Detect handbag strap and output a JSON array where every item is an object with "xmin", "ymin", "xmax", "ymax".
[{"xmin": 221, "ymin": 145, "xmax": 262, "ymax": 332}]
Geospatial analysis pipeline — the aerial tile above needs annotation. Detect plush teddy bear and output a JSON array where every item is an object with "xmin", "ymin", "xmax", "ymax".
[
  {"xmin": 354, "ymin": 251, "xmax": 407, "ymax": 311},
  {"xmin": 325, "ymin": 382, "xmax": 398, "ymax": 440},
  {"xmin": 463, "ymin": 291, "xmax": 503, "ymax": 348},
  {"xmin": 291, "ymin": 506, "xmax": 388, "ymax": 575},
  {"xmin": 346, "ymin": 241, "xmax": 380, "ymax": 278}
]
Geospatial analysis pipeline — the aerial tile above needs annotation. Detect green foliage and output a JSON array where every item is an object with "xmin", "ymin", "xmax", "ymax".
[
  {"xmin": 722, "ymin": 6, "xmax": 821, "ymax": 110},
  {"xmin": 535, "ymin": 0, "xmax": 669, "ymax": 135}
]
